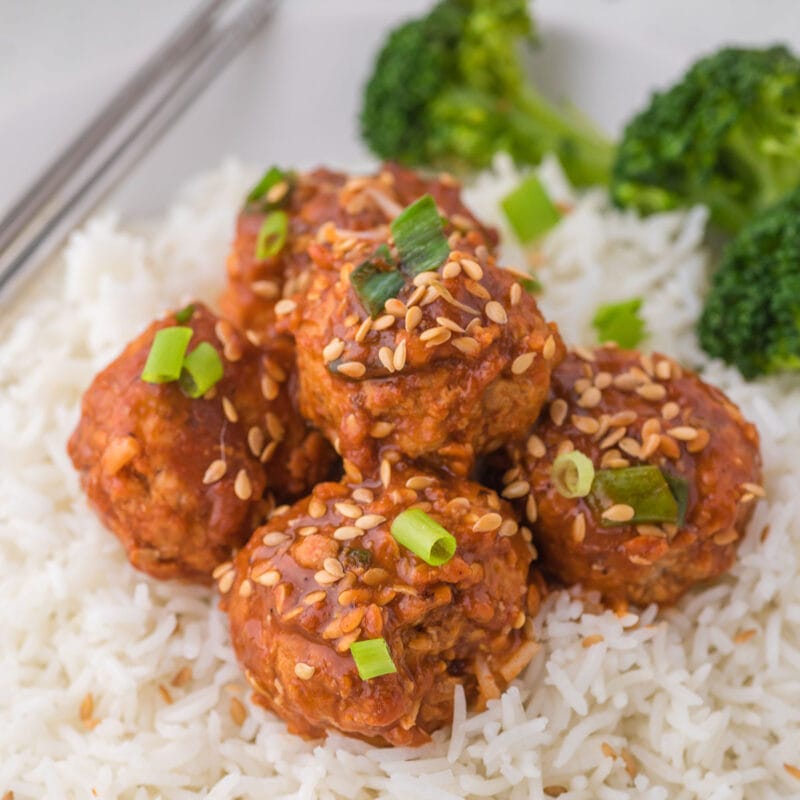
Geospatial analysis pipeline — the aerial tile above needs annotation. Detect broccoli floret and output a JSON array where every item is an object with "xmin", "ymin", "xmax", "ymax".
[
  {"xmin": 612, "ymin": 46, "xmax": 800, "ymax": 232},
  {"xmin": 698, "ymin": 188, "xmax": 800, "ymax": 378},
  {"xmin": 360, "ymin": 0, "xmax": 613, "ymax": 187}
]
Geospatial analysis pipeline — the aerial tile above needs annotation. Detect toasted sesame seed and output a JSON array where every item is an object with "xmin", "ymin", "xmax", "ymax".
[
  {"xmin": 526, "ymin": 493, "xmax": 538, "ymax": 523},
  {"xmin": 578, "ymin": 386, "xmax": 602, "ymax": 408},
  {"xmin": 714, "ymin": 529, "xmax": 739, "ymax": 545},
  {"xmin": 661, "ymin": 401, "xmax": 680, "ymax": 420},
  {"xmin": 356, "ymin": 514, "xmax": 386, "ymax": 530},
  {"xmin": 572, "ymin": 414, "xmax": 600, "ymax": 435},
  {"xmin": 274, "ymin": 298, "xmax": 297, "ymax": 315},
  {"xmin": 203, "ymin": 459, "xmax": 226, "ymax": 484},
  {"xmin": 261, "ymin": 374, "xmax": 279, "ymax": 401},
  {"xmin": 574, "ymin": 377, "xmax": 593, "ymax": 395},
  {"xmin": 485, "ymin": 300, "xmax": 508, "ymax": 325},
  {"xmin": 337, "ymin": 361, "xmax": 366, "ymax": 379},
  {"xmin": 640, "ymin": 433, "xmax": 661, "ymax": 459},
  {"xmin": 335, "ymin": 502, "xmax": 362, "ymax": 519},
  {"xmin": 251, "ymin": 279, "xmax": 280, "ymax": 298},
  {"xmin": 295, "ymin": 662, "xmax": 315, "ymax": 680},
  {"xmin": 594, "ymin": 371, "xmax": 613, "ymax": 390},
  {"xmin": 613, "ymin": 372, "xmax": 641, "ymax": 391},
  {"xmin": 378, "ymin": 346, "xmax": 395, "ymax": 372},
  {"xmin": 380, "ymin": 458, "xmax": 392, "ymax": 487},
  {"xmin": 298, "ymin": 525, "xmax": 319, "ymax": 537},
  {"xmin": 659, "ymin": 434, "xmax": 681, "ymax": 459},
  {"xmin": 314, "ymin": 570, "xmax": 339, "ymax": 585},
  {"xmin": 669, "ymin": 426, "xmax": 698, "ymax": 441},
  {"xmin": 385, "ymin": 298, "xmax": 406, "ymax": 317},
  {"xmin": 260, "ymin": 440, "xmax": 278, "ymax": 463},
  {"xmin": 654, "ymin": 359, "xmax": 672, "ymax": 381},
  {"xmin": 452, "ymin": 336, "xmax": 480, "ymax": 355},
  {"xmin": 229, "ymin": 696, "xmax": 247, "ymax": 726},
  {"xmin": 354, "ymin": 317, "xmax": 373, "ymax": 343},
  {"xmin": 465, "ymin": 279, "xmax": 490, "ymax": 300},
  {"xmin": 351, "ymin": 487, "xmax": 373, "ymax": 504},
  {"xmin": 333, "ymin": 526, "xmax": 362, "ymax": 541},
  {"xmin": 511, "ymin": 352, "xmax": 536, "ymax": 375},
  {"xmin": 212, "ymin": 561, "xmax": 233, "ymax": 580},
  {"xmin": 573, "ymin": 346, "xmax": 596, "ymax": 362},
  {"xmin": 572, "ymin": 513, "xmax": 586, "ymax": 543},
  {"xmin": 460, "ymin": 258, "xmax": 483, "ymax": 280},
  {"xmin": 557, "ymin": 439, "xmax": 575, "ymax": 456},
  {"xmin": 549, "ymin": 398, "xmax": 568, "ymax": 426},
  {"xmin": 343, "ymin": 459, "xmax": 363, "ymax": 484},
  {"xmin": 369, "ymin": 421, "xmax": 394, "ymax": 438},
  {"xmin": 602, "ymin": 504, "xmax": 635, "ymax": 522},
  {"xmin": 420, "ymin": 285, "xmax": 440, "ymax": 305},
  {"xmin": 238, "ymin": 579, "xmax": 253, "ymax": 598},
  {"xmin": 404, "ymin": 306, "xmax": 423, "ymax": 332},
  {"xmin": 266, "ymin": 179, "xmax": 289, "ymax": 204},
  {"xmin": 217, "ymin": 570, "xmax": 235, "ymax": 593},
  {"xmin": 264, "ymin": 358, "xmax": 287, "ymax": 383},
  {"xmin": 636, "ymin": 524, "xmax": 667, "ymax": 538},
  {"xmin": 641, "ymin": 418, "xmax": 662, "ymax": 438},
  {"xmin": 405, "ymin": 284, "xmax": 426, "ymax": 307},
  {"xmin": 473, "ymin": 512, "xmax": 503, "ymax": 532},
  {"xmin": 637, "ymin": 382, "xmax": 667, "ymax": 401},
  {"xmin": 609, "ymin": 410, "xmax": 637, "ymax": 427},
  {"xmin": 234, "ymin": 469, "xmax": 252, "ymax": 501},
  {"xmin": 304, "ymin": 590, "xmax": 326, "ymax": 605},
  {"xmin": 509, "ymin": 283, "xmax": 522, "ymax": 306},
  {"xmin": 262, "ymin": 531, "xmax": 289, "ymax": 546},
  {"xmin": 405, "ymin": 475, "xmax": 436, "ymax": 490},
  {"xmin": 436, "ymin": 316, "xmax": 466, "ymax": 333},
  {"xmin": 420, "ymin": 325, "xmax": 449, "ymax": 342},
  {"xmin": 245, "ymin": 328, "xmax": 262, "ymax": 347},
  {"xmin": 265, "ymin": 412, "xmax": 285, "ymax": 443},
  {"xmin": 393, "ymin": 340, "xmax": 407, "ymax": 371},
  {"xmin": 247, "ymin": 427, "xmax": 265, "ymax": 457},
  {"xmin": 498, "ymin": 519, "xmax": 519, "ymax": 538},
  {"xmin": 503, "ymin": 466, "xmax": 521, "ymax": 485},
  {"xmin": 372, "ymin": 314, "xmax": 395, "ymax": 331},
  {"xmin": 362, "ymin": 567, "xmax": 390, "ymax": 586},
  {"xmin": 600, "ymin": 428, "xmax": 626, "ymax": 449},
  {"xmin": 741, "ymin": 482, "xmax": 765, "ymax": 497},
  {"xmin": 619, "ymin": 437, "xmax": 642, "ymax": 458},
  {"xmin": 322, "ymin": 338, "xmax": 345, "ymax": 364},
  {"xmin": 323, "ymin": 558, "xmax": 345, "ymax": 578},
  {"xmin": 686, "ymin": 428, "xmax": 710, "ymax": 453},
  {"xmin": 542, "ymin": 336, "xmax": 557, "ymax": 360},
  {"xmin": 502, "ymin": 479, "xmax": 531, "ymax": 499},
  {"xmin": 527, "ymin": 434, "xmax": 546, "ymax": 458},
  {"xmin": 442, "ymin": 261, "xmax": 462, "ymax": 279}
]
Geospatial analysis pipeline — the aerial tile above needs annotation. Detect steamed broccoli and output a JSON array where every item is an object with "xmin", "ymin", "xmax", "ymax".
[
  {"xmin": 612, "ymin": 46, "xmax": 800, "ymax": 233},
  {"xmin": 698, "ymin": 188, "xmax": 800, "ymax": 378},
  {"xmin": 360, "ymin": 0, "xmax": 613, "ymax": 187}
]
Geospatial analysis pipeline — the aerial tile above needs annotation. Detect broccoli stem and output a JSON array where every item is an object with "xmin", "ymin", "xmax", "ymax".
[{"xmin": 507, "ymin": 89, "xmax": 615, "ymax": 187}]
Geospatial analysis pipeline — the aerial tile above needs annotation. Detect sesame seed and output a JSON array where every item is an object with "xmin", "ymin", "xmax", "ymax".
[
  {"xmin": 600, "ymin": 428, "xmax": 626, "ymax": 449},
  {"xmin": 452, "ymin": 336, "xmax": 480, "ymax": 355},
  {"xmin": 412, "ymin": 271, "xmax": 438, "ymax": 287},
  {"xmin": 549, "ymin": 398, "xmax": 568, "ymax": 426},
  {"xmin": 274, "ymin": 298, "xmax": 297, "ymax": 315},
  {"xmin": 594, "ymin": 371, "xmax": 613, "ymax": 390},
  {"xmin": 406, "ymin": 475, "xmax": 436, "ymax": 490},
  {"xmin": 380, "ymin": 458, "xmax": 392, "ymax": 488},
  {"xmin": 659, "ymin": 434, "xmax": 681, "ymax": 459},
  {"xmin": 542, "ymin": 336, "xmax": 557, "ymax": 360},
  {"xmin": 436, "ymin": 316, "xmax": 466, "ymax": 333},
  {"xmin": 686, "ymin": 428, "xmax": 710, "ymax": 453},
  {"xmin": 229, "ymin": 697, "xmax": 247, "ymax": 726},
  {"xmin": 420, "ymin": 285, "xmax": 440, "ymax": 306},
  {"xmin": 741, "ymin": 482, "xmax": 765, "ymax": 497},
  {"xmin": 404, "ymin": 306, "xmax": 422, "ymax": 332},
  {"xmin": 640, "ymin": 433, "xmax": 661, "ymax": 459},
  {"xmin": 238, "ymin": 579, "xmax": 253, "ymax": 598},
  {"xmin": 619, "ymin": 437, "xmax": 642, "ymax": 458},
  {"xmin": 636, "ymin": 524, "xmax": 667, "ymax": 538},
  {"xmin": 661, "ymin": 401, "xmax": 680, "ymax": 420},
  {"xmin": 460, "ymin": 258, "xmax": 483, "ymax": 280},
  {"xmin": 251, "ymin": 279, "xmax": 280, "ymax": 299},
  {"xmin": 572, "ymin": 415, "xmax": 600, "ymax": 435},
  {"xmin": 714, "ymin": 529, "xmax": 739, "ymax": 545},
  {"xmin": 337, "ymin": 361, "xmax": 366, "ymax": 379},
  {"xmin": 442, "ymin": 261, "xmax": 462, "ymax": 279},
  {"xmin": 465, "ymin": 279, "xmax": 490, "ymax": 300},
  {"xmin": 654, "ymin": 359, "xmax": 672, "ymax": 381},
  {"xmin": 378, "ymin": 346, "xmax": 395, "ymax": 372},
  {"xmin": 295, "ymin": 662, "xmax": 315, "ymax": 680},
  {"xmin": 217, "ymin": 570, "xmax": 235, "ymax": 593},
  {"xmin": 234, "ymin": 470, "xmax": 252, "ymax": 500},
  {"xmin": 511, "ymin": 352, "xmax": 536, "ymax": 375},
  {"xmin": 502, "ymin": 479, "xmax": 531, "ymax": 499},
  {"xmin": 266, "ymin": 179, "xmax": 289, "ymax": 204},
  {"xmin": 527, "ymin": 434, "xmax": 546, "ymax": 458},
  {"xmin": 262, "ymin": 531, "xmax": 289, "ymax": 546},
  {"xmin": 203, "ymin": 459, "xmax": 227, "ymax": 484},
  {"xmin": 344, "ymin": 312, "xmax": 359, "ymax": 327},
  {"xmin": 212, "ymin": 561, "xmax": 233, "ymax": 580},
  {"xmin": 669, "ymin": 426, "xmax": 699, "ymax": 441},
  {"xmin": 406, "ymin": 284, "xmax": 426, "ymax": 307},
  {"xmin": 372, "ymin": 314, "xmax": 395, "ymax": 331},
  {"xmin": 298, "ymin": 525, "xmax": 319, "ymax": 537},
  {"xmin": 557, "ymin": 440, "xmax": 575, "ymax": 456},
  {"xmin": 641, "ymin": 418, "xmax": 662, "ymax": 438},
  {"xmin": 214, "ymin": 320, "xmax": 234, "ymax": 347},
  {"xmin": 354, "ymin": 318, "xmax": 372, "ymax": 343},
  {"xmin": 473, "ymin": 512, "xmax": 503, "ymax": 532},
  {"xmin": 526, "ymin": 493, "xmax": 538, "ymax": 523},
  {"xmin": 314, "ymin": 570, "xmax": 339, "ymax": 585},
  {"xmin": 498, "ymin": 519, "xmax": 519, "ymax": 537},
  {"xmin": 509, "ymin": 283, "xmax": 522, "ymax": 306},
  {"xmin": 577, "ymin": 386, "xmax": 602, "ymax": 408},
  {"xmin": 304, "ymin": 590, "xmax": 326, "ymax": 605},
  {"xmin": 260, "ymin": 440, "xmax": 278, "ymax": 463},
  {"xmin": 261, "ymin": 374, "xmax": 279, "ymax": 400},
  {"xmin": 323, "ymin": 558, "xmax": 345, "ymax": 578},
  {"xmin": 573, "ymin": 346, "xmax": 596, "ymax": 362},
  {"xmin": 393, "ymin": 340, "xmax": 407, "ymax": 371},
  {"xmin": 333, "ymin": 526, "xmax": 362, "ymax": 541},
  {"xmin": 264, "ymin": 413, "xmax": 284, "ymax": 443},
  {"xmin": 574, "ymin": 377, "xmax": 592, "ymax": 395},
  {"xmin": 420, "ymin": 325, "xmax": 448, "ymax": 342},
  {"xmin": 572, "ymin": 513, "xmax": 586, "ymax": 543},
  {"xmin": 264, "ymin": 358, "xmax": 287, "ymax": 383},
  {"xmin": 613, "ymin": 373, "xmax": 641, "ymax": 391},
  {"xmin": 370, "ymin": 421, "xmax": 394, "ymax": 438},
  {"xmin": 219, "ymin": 397, "xmax": 237, "ymax": 423},
  {"xmin": 609, "ymin": 410, "xmax": 637, "ymax": 427},
  {"xmin": 362, "ymin": 567, "xmax": 390, "ymax": 586},
  {"xmin": 247, "ymin": 427, "xmax": 264, "ymax": 457},
  {"xmin": 356, "ymin": 514, "xmax": 386, "ymax": 530},
  {"xmin": 602, "ymin": 504, "xmax": 635, "ymax": 522},
  {"xmin": 335, "ymin": 502, "xmax": 362, "ymax": 519},
  {"xmin": 343, "ymin": 459, "xmax": 363, "ymax": 483},
  {"xmin": 385, "ymin": 298, "xmax": 406, "ymax": 317},
  {"xmin": 485, "ymin": 301, "xmax": 508, "ymax": 325},
  {"xmin": 637, "ymin": 382, "xmax": 667, "ymax": 401},
  {"xmin": 640, "ymin": 353, "xmax": 655, "ymax": 376}
]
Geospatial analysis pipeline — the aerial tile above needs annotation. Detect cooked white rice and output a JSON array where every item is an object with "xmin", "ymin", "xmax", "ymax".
[{"xmin": 2, "ymin": 156, "xmax": 799, "ymax": 799}]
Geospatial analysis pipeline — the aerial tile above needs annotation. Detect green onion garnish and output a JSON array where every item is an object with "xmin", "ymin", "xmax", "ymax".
[
  {"xmin": 350, "ymin": 245, "xmax": 405, "ymax": 318},
  {"xmin": 390, "ymin": 194, "xmax": 450, "ymax": 276},
  {"xmin": 141, "ymin": 327, "xmax": 193, "ymax": 384},
  {"xmin": 592, "ymin": 298, "xmax": 647, "ymax": 349},
  {"xmin": 350, "ymin": 638, "xmax": 397, "ymax": 680},
  {"xmin": 175, "ymin": 303, "xmax": 196, "ymax": 324},
  {"xmin": 390, "ymin": 508, "xmax": 456, "ymax": 566},
  {"xmin": 662, "ymin": 471, "xmax": 690, "ymax": 527},
  {"xmin": 179, "ymin": 342, "xmax": 224, "ymax": 398},
  {"xmin": 501, "ymin": 173, "xmax": 561, "ymax": 243},
  {"xmin": 246, "ymin": 166, "xmax": 286, "ymax": 205},
  {"xmin": 520, "ymin": 276, "xmax": 542, "ymax": 295},
  {"xmin": 590, "ymin": 465, "xmax": 679, "ymax": 526},
  {"xmin": 551, "ymin": 451, "xmax": 595, "ymax": 498},
  {"xmin": 255, "ymin": 211, "xmax": 289, "ymax": 260}
]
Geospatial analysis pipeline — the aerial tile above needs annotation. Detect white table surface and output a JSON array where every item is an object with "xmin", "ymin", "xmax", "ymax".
[{"xmin": 1, "ymin": 0, "xmax": 798, "ymax": 220}]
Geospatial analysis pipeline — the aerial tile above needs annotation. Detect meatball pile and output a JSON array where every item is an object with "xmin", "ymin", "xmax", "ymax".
[{"xmin": 69, "ymin": 162, "xmax": 763, "ymax": 747}]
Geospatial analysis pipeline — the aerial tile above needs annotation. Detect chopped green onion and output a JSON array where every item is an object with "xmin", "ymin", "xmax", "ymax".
[
  {"xmin": 246, "ymin": 166, "xmax": 286, "ymax": 204},
  {"xmin": 179, "ymin": 342, "xmax": 224, "ymax": 398},
  {"xmin": 501, "ymin": 173, "xmax": 561, "ymax": 243},
  {"xmin": 141, "ymin": 327, "xmax": 193, "ymax": 384},
  {"xmin": 349, "ymin": 638, "xmax": 397, "ymax": 680},
  {"xmin": 662, "ymin": 471, "xmax": 690, "ymax": 527},
  {"xmin": 551, "ymin": 451, "xmax": 595, "ymax": 498},
  {"xmin": 390, "ymin": 508, "xmax": 456, "ymax": 566},
  {"xmin": 390, "ymin": 194, "xmax": 450, "ymax": 276},
  {"xmin": 255, "ymin": 211, "xmax": 289, "ymax": 260},
  {"xmin": 520, "ymin": 276, "xmax": 542, "ymax": 294},
  {"xmin": 175, "ymin": 303, "xmax": 196, "ymax": 324},
  {"xmin": 350, "ymin": 245, "xmax": 405, "ymax": 317},
  {"xmin": 592, "ymin": 297, "xmax": 647, "ymax": 349},
  {"xmin": 590, "ymin": 466, "xmax": 678, "ymax": 526}
]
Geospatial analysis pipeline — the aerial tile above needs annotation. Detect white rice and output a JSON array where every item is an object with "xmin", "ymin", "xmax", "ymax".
[{"xmin": 2, "ymin": 156, "xmax": 800, "ymax": 799}]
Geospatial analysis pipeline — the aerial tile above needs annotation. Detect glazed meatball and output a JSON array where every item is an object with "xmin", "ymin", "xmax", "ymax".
[
  {"xmin": 220, "ymin": 462, "xmax": 540, "ymax": 746},
  {"xmin": 499, "ymin": 346, "xmax": 762, "ymax": 606},
  {"xmin": 284, "ymin": 234, "xmax": 564, "ymax": 477},
  {"xmin": 219, "ymin": 164, "xmax": 495, "ymax": 341},
  {"xmin": 68, "ymin": 303, "xmax": 336, "ymax": 582}
]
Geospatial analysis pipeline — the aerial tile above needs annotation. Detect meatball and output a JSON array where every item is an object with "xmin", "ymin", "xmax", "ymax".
[
  {"xmin": 284, "ymin": 234, "xmax": 564, "ymax": 477},
  {"xmin": 220, "ymin": 462, "xmax": 540, "ymax": 746},
  {"xmin": 499, "ymin": 346, "xmax": 762, "ymax": 606},
  {"xmin": 68, "ymin": 303, "xmax": 336, "ymax": 582},
  {"xmin": 219, "ymin": 164, "xmax": 496, "ymax": 341}
]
